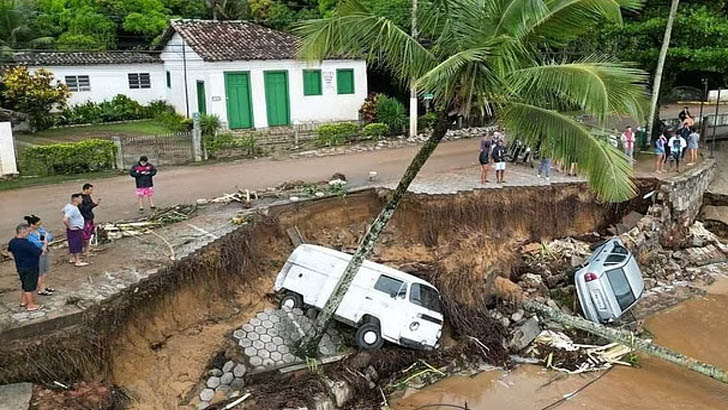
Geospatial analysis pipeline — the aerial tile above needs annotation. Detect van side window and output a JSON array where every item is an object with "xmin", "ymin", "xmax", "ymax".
[
  {"xmin": 606, "ymin": 268, "xmax": 636, "ymax": 311},
  {"xmin": 374, "ymin": 275, "xmax": 404, "ymax": 297}
]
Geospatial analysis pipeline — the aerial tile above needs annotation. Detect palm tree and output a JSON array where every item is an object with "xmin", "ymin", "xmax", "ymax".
[
  {"xmin": 0, "ymin": 0, "xmax": 53, "ymax": 53},
  {"xmin": 294, "ymin": 0, "xmax": 648, "ymax": 355}
]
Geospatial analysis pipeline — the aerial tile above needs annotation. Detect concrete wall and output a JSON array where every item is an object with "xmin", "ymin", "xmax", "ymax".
[
  {"xmin": 30, "ymin": 64, "xmax": 166, "ymax": 106},
  {"xmin": 161, "ymin": 34, "xmax": 368, "ymax": 128},
  {"xmin": 0, "ymin": 122, "xmax": 18, "ymax": 176}
]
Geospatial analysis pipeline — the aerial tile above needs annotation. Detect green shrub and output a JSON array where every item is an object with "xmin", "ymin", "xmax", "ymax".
[
  {"xmin": 375, "ymin": 96, "xmax": 407, "ymax": 135},
  {"xmin": 55, "ymin": 96, "xmax": 177, "ymax": 127},
  {"xmin": 315, "ymin": 122, "xmax": 360, "ymax": 146},
  {"xmin": 205, "ymin": 132, "xmax": 262, "ymax": 158},
  {"xmin": 21, "ymin": 139, "xmax": 116, "ymax": 176},
  {"xmin": 156, "ymin": 111, "xmax": 192, "ymax": 133},
  {"xmin": 358, "ymin": 92, "xmax": 382, "ymax": 124},
  {"xmin": 199, "ymin": 114, "xmax": 221, "ymax": 137},
  {"xmin": 418, "ymin": 112, "xmax": 439, "ymax": 130},
  {"xmin": 362, "ymin": 122, "xmax": 389, "ymax": 140},
  {"xmin": 2, "ymin": 67, "xmax": 70, "ymax": 131}
]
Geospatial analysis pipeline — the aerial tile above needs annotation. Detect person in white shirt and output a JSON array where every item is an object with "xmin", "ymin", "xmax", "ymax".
[
  {"xmin": 667, "ymin": 133, "xmax": 687, "ymax": 173},
  {"xmin": 621, "ymin": 126, "xmax": 635, "ymax": 163}
]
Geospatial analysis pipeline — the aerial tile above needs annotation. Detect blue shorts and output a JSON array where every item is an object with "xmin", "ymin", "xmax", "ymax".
[{"xmin": 654, "ymin": 148, "xmax": 664, "ymax": 155}]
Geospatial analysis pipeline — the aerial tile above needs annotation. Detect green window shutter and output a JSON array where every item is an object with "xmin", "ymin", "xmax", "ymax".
[
  {"xmin": 166, "ymin": 71, "xmax": 171, "ymax": 88},
  {"xmin": 337, "ymin": 69, "xmax": 355, "ymax": 94},
  {"xmin": 303, "ymin": 70, "xmax": 322, "ymax": 96}
]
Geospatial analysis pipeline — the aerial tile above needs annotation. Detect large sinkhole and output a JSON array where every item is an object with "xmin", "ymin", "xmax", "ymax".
[{"xmin": 1, "ymin": 182, "xmax": 659, "ymax": 410}]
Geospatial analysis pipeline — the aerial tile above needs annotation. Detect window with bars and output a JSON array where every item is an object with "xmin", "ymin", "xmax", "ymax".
[
  {"xmin": 64, "ymin": 75, "xmax": 90, "ymax": 92},
  {"xmin": 128, "ymin": 73, "xmax": 151, "ymax": 89}
]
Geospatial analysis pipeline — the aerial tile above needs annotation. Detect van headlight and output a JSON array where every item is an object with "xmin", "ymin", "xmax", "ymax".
[{"xmin": 409, "ymin": 321, "xmax": 420, "ymax": 331}]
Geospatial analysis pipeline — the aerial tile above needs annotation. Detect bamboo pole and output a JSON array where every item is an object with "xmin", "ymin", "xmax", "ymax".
[
  {"xmin": 298, "ymin": 112, "xmax": 450, "ymax": 356},
  {"xmin": 524, "ymin": 300, "xmax": 728, "ymax": 384},
  {"xmin": 646, "ymin": 0, "xmax": 680, "ymax": 138}
]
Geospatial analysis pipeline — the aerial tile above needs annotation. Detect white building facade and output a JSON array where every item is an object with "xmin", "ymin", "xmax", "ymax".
[{"xmin": 14, "ymin": 20, "xmax": 368, "ymax": 130}]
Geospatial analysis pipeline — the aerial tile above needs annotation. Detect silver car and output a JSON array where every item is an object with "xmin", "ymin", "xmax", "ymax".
[{"xmin": 574, "ymin": 237, "xmax": 645, "ymax": 323}]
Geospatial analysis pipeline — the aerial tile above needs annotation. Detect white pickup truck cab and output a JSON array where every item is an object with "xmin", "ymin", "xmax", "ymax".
[{"xmin": 274, "ymin": 244, "xmax": 444, "ymax": 351}]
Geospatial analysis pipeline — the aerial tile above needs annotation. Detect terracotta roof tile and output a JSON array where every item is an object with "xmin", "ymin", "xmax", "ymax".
[{"xmin": 168, "ymin": 20, "xmax": 299, "ymax": 61}]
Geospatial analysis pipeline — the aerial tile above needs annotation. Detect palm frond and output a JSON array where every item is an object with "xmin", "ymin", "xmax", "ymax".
[
  {"xmin": 295, "ymin": 0, "xmax": 437, "ymax": 83},
  {"xmin": 500, "ymin": 102, "xmax": 635, "ymax": 202},
  {"xmin": 492, "ymin": 0, "xmax": 549, "ymax": 38},
  {"xmin": 508, "ymin": 57, "xmax": 649, "ymax": 123}
]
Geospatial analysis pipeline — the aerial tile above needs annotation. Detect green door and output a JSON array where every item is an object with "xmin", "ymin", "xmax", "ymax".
[
  {"xmin": 264, "ymin": 71, "xmax": 290, "ymax": 127},
  {"xmin": 196, "ymin": 80, "xmax": 207, "ymax": 115},
  {"xmin": 224, "ymin": 72, "xmax": 253, "ymax": 129}
]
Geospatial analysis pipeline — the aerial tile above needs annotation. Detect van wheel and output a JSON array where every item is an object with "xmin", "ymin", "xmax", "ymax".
[
  {"xmin": 279, "ymin": 293, "xmax": 303, "ymax": 310},
  {"xmin": 355, "ymin": 323, "xmax": 384, "ymax": 351}
]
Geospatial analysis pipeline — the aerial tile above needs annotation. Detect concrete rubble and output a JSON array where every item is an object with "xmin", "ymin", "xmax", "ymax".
[{"xmin": 0, "ymin": 382, "xmax": 32, "ymax": 410}]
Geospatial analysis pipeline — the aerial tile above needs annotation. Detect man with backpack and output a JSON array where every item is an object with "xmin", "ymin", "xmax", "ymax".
[
  {"xmin": 492, "ymin": 139, "xmax": 508, "ymax": 184},
  {"xmin": 667, "ymin": 132, "xmax": 687, "ymax": 173}
]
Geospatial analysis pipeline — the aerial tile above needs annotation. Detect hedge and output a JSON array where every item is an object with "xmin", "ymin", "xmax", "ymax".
[
  {"xmin": 22, "ymin": 139, "xmax": 117, "ymax": 176},
  {"xmin": 362, "ymin": 123, "xmax": 389, "ymax": 140},
  {"xmin": 315, "ymin": 122, "xmax": 360, "ymax": 147}
]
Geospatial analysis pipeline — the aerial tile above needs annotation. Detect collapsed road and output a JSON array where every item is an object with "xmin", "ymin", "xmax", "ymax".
[{"xmin": 1, "ymin": 159, "xmax": 725, "ymax": 410}]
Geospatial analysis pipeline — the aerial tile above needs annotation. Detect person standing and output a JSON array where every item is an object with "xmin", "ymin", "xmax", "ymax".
[
  {"xmin": 63, "ymin": 194, "xmax": 88, "ymax": 267},
  {"xmin": 621, "ymin": 126, "xmax": 635, "ymax": 163},
  {"xmin": 479, "ymin": 132, "xmax": 492, "ymax": 184},
  {"xmin": 687, "ymin": 127, "xmax": 700, "ymax": 165},
  {"xmin": 654, "ymin": 133, "xmax": 667, "ymax": 173},
  {"xmin": 79, "ymin": 183, "xmax": 101, "ymax": 258},
  {"xmin": 492, "ymin": 140, "xmax": 508, "ymax": 184},
  {"xmin": 130, "ymin": 156, "xmax": 158, "ymax": 213},
  {"xmin": 24, "ymin": 215, "xmax": 54, "ymax": 296},
  {"xmin": 678, "ymin": 106, "xmax": 691, "ymax": 123},
  {"xmin": 668, "ymin": 132, "xmax": 687, "ymax": 173},
  {"xmin": 8, "ymin": 223, "xmax": 43, "ymax": 311}
]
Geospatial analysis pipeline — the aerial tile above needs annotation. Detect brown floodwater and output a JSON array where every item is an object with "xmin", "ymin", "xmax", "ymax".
[{"xmin": 393, "ymin": 281, "xmax": 728, "ymax": 410}]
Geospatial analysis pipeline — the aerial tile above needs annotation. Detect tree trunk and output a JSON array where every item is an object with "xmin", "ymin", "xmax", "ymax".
[
  {"xmin": 298, "ymin": 112, "xmax": 451, "ymax": 357},
  {"xmin": 646, "ymin": 0, "xmax": 680, "ymax": 137},
  {"xmin": 524, "ymin": 300, "xmax": 728, "ymax": 384}
]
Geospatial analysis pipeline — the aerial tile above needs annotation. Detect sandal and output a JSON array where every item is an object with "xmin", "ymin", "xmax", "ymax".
[
  {"xmin": 19, "ymin": 303, "xmax": 26, "ymax": 308},
  {"xmin": 26, "ymin": 305, "xmax": 43, "ymax": 311},
  {"xmin": 38, "ymin": 290, "xmax": 53, "ymax": 296},
  {"xmin": 75, "ymin": 262, "xmax": 89, "ymax": 267},
  {"xmin": 139, "ymin": 208, "xmax": 145, "ymax": 214},
  {"xmin": 45, "ymin": 287, "xmax": 56, "ymax": 292}
]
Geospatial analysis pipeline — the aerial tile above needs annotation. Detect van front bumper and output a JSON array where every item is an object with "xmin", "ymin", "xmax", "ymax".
[{"xmin": 399, "ymin": 337, "xmax": 436, "ymax": 351}]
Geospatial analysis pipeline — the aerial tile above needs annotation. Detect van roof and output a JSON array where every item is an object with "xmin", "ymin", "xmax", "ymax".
[{"xmin": 288, "ymin": 244, "xmax": 437, "ymax": 289}]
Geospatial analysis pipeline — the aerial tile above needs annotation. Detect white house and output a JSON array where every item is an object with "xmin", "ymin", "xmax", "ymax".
[{"xmin": 13, "ymin": 19, "xmax": 368, "ymax": 130}]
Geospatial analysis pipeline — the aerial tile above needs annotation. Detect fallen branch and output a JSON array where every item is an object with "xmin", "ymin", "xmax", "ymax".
[
  {"xmin": 145, "ymin": 229, "xmax": 176, "ymax": 261},
  {"xmin": 524, "ymin": 300, "xmax": 728, "ymax": 384}
]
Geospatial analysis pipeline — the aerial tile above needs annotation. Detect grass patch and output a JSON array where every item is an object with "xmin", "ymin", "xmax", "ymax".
[
  {"xmin": 18, "ymin": 120, "xmax": 172, "ymax": 145},
  {"xmin": 0, "ymin": 170, "xmax": 123, "ymax": 191}
]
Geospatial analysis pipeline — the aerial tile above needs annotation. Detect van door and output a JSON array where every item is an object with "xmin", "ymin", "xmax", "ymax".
[
  {"xmin": 399, "ymin": 283, "xmax": 443, "ymax": 348},
  {"xmin": 362, "ymin": 274, "xmax": 408, "ymax": 343}
]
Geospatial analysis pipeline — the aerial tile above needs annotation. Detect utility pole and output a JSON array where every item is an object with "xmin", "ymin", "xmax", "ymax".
[
  {"xmin": 409, "ymin": 0, "xmax": 418, "ymax": 138},
  {"xmin": 646, "ymin": 0, "xmax": 680, "ymax": 138}
]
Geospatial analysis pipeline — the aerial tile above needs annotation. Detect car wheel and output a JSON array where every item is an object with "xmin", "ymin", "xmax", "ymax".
[
  {"xmin": 278, "ymin": 292, "xmax": 303, "ymax": 310},
  {"xmin": 355, "ymin": 322, "xmax": 384, "ymax": 351}
]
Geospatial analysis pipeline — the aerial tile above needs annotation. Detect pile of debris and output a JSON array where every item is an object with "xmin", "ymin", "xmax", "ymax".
[
  {"xmin": 524, "ymin": 330, "xmax": 633, "ymax": 374},
  {"xmin": 96, "ymin": 204, "xmax": 197, "ymax": 243}
]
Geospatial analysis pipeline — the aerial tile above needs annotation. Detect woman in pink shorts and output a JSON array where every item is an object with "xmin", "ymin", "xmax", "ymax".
[{"xmin": 129, "ymin": 155, "xmax": 158, "ymax": 213}]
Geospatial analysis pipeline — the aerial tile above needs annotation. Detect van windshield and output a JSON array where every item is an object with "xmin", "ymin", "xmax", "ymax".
[
  {"xmin": 606, "ymin": 267, "xmax": 636, "ymax": 311},
  {"xmin": 410, "ymin": 284, "xmax": 442, "ymax": 313}
]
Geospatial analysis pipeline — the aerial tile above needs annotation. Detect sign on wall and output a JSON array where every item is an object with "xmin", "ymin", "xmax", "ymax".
[
  {"xmin": 0, "ymin": 122, "xmax": 18, "ymax": 176},
  {"xmin": 323, "ymin": 71, "xmax": 335, "ymax": 91}
]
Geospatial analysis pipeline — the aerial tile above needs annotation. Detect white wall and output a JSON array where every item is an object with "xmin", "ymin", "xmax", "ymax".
[
  {"xmin": 161, "ymin": 35, "xmax": 368, "ymax": 128},
  {"xmin": 30, "ymin": 64, "xmax": 166, "ymax": 106},
  {"xmin": 0, "ymin": 122, "xmax": 18, "ymax": 175}
]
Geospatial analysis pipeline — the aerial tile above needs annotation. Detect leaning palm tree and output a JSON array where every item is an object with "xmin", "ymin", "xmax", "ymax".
[{"xmin": 294, "ymin": 0, "xmax": 649, "ymax": 355}]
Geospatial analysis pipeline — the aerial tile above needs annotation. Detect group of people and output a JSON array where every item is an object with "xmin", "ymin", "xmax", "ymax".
[
  {"xmin": 6, "ymin": 155, "xmax": 159, "ymax": 312},
  {"xmin": 653, "ymin": 107, "xmax": 700, "ymax": 174},
  {"xmin": 479, "ymin": 130, "xmax": 508, "ymax": 184}
]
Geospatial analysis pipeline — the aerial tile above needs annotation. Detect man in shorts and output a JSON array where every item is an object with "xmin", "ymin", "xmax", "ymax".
[
  {"xmin": 8, "ymin": 223, "xmax": 43, "ymax": 310},
  {"xmin": 492, "ymin": 139, "xmax": 508, "ymax": 184},
  {"xmin": 130, "ymin": 155, "xmax": 158, "ymax": 213},
  {"xmin": 80, "ymin": 183, "xmax": 101, "ymax": 258},
  {"xmin": 63, "ymin": 193, "xmax": 88, "ymax": 267}
]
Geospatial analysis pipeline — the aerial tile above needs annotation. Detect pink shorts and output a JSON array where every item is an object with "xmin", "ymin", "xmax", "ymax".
[{"xmin": 136, "ymin": 187, "xmax": 155, "ymax": 198}]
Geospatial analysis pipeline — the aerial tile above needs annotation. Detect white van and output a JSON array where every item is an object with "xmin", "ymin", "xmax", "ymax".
[{"xmin": 274, "ymin": 244, "xmax": 444, "ymax": 351}]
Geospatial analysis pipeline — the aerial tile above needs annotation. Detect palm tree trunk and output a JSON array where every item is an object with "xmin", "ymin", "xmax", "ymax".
[
  {"xmin": 298, "ymin": 112, "xmax": 450, "ymax": 357},
  {"xmin": 647, "ymin": 0, "xmax": 680, "ymax": 138},
  {"xmin": 525, "ymin": 300, "xmax": 728, "ymax": 384}
]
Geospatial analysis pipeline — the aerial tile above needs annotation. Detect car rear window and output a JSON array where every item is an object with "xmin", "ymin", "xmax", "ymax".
[
  {"xmin": 410, "ymin": 284, "xmax": 442, "ymax": 313},
  {"xmin": 374, "ymin": 275, "xmax": 404, "ymax": 297},
  {"xmin": 606, "ymin": 268, "xmax": 636, "ymax": 311}
]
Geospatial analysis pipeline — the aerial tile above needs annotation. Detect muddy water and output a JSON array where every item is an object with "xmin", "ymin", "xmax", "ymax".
[{"xmin": 394, "ymin": 281, "xmax": 728, "ymax": 410}]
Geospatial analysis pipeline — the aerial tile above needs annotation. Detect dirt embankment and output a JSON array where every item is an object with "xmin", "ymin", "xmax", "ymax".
[{"xmin": 2, "ymin": 183, "xmax": 653, "ymax": 410}]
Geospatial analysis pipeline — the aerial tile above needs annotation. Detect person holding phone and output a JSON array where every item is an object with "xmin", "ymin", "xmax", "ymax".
[
  {"xmin": 80, "ymin": 183, "xmax": 101, "ymax": 258},
  {"xmin": 25, "ymin": 215, "xmax": 54, "ymax": 296}
]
